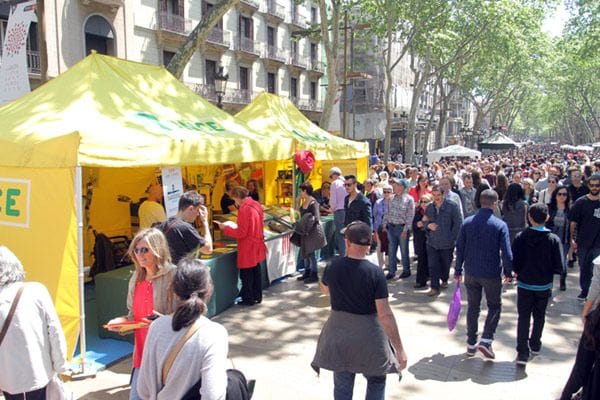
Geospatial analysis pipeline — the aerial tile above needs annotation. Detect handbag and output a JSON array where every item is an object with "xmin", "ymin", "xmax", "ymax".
[
  {"xmin": 162, "ymin": 321, "xmax": 253, "ymax": 399},
  {"xmin": 46, "ymin": 374, "xmax": 72, "ymax": 400},
  {"xmin": 447, "ymin": 282, "xmax": 462, "ymax": 331},
  {"xmin": 289, "ymin": 232, "xmax": 302, "ymax": 247}
]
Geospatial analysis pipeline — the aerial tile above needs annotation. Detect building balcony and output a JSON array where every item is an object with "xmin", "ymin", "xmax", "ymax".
[
  {"xmin": 0, "ymin": 49, "xmax": 40, "ymax": 76},
  {"xmin": 80, "ymin": 0, "xmax": 123, "ymax": 11},
  {"xmin": 297, "ymin": 99, "xmax": 322, "ymax": 112},
  {"xmin": 205, "ymin": 28, "xmax": 231, "ymax": 52},
  {"xmin": 263, "ymin": 0, "xmax": 286, "ymax": 23},
  {"xmin": 190, "ymin": 83, "xmax": 218, "ymax": 102},
  {"xmin": 156, "ymin": 12, "xmax": 192, "ymax": 42},
  {"xmin": 262, "ymin": 45, "xmax": 288, "ymax": 67},
  {"xmin": 289, "ymin": 12, "xmax": 308, "ymax": 30},
  {"xmin": 223, "ymin": 88, "xmax": 253, "ymax": 105},
  {"xmin": 237, "ymin": 0, "xmax": 260, "ymax": 14},
  {"xmin": 287, "ymin": 53, "xmax": 307, "ymax": 70},
  {"xmin": 234, "ymin": 37, "xmax": 261, "ymax": 62},
  {"xmin": 308, "ymin": 58, "xmax": 325, "ymax": 75}
]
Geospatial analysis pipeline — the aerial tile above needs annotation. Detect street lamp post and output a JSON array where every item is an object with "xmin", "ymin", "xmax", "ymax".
[{"xmin": 214, "ymin": 66, "xmax": 228, "ymax": 109}]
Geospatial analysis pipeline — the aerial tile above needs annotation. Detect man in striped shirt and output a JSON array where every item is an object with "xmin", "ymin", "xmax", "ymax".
[
  {"xmin": 382, "ymin": 178, "xmax": 415, "ymax": 280},
  {"xmin": 329, "ymin": 167, "xmax": 347, "ymax": 256}
]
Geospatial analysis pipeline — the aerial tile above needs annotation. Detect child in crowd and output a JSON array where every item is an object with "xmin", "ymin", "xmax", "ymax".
[{"xmin": 512, "ymin": 203, "xmax": 564, "ymax": 365}]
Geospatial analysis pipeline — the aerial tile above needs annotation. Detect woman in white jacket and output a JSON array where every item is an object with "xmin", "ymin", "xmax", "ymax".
[{"xmin": 0, "ymin": 245, "xmax": 69, "ymax": 400}]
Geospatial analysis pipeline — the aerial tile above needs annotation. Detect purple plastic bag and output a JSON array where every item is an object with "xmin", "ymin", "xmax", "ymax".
[{"xmin": 447, "ymin": 282, "xmax": 462, "ymax": 331}]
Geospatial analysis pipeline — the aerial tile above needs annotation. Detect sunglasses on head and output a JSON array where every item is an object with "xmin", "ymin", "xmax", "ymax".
[{"xmin": 134, "ymin": 247, "xmax": 150, "ymax": 255}]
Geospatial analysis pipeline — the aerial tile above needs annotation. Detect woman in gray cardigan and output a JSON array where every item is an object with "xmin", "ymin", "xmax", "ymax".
[
  {"xmin": 295, "ymin": 182, "xmax": 327, "ymax": 284},
  {"xmin": 137, "ymin": 258, "xmax": 228, "ymax": 400}
]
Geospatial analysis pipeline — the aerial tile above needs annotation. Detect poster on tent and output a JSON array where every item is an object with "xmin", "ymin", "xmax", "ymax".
[
  {"xmin": 161, "ymin": 167, "xmax": 184, "ymax": 217},
  {"xmin": 0, "ymin": 0, "xmax": 37, "ymax": 105},
  {"xmin": 0, "ymin": 167, "xmax": 79, "ymax": 357}
]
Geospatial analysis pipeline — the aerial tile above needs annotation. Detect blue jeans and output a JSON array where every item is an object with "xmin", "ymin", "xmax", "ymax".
[
  {"xmin": 577, "ymin": 247, "xmax": 600, "ymax": 296},
  {"xmin": 333, "ymin": 371, "xmax": 386, "ymax": 400},
  {"xmin": 465, "ymin": 275, "xmax": 502, "ymax": 345},
  {"xmin": 130, "ymin": 367, "xmax": 141, "ymax": 400},
  {"xmin": 334, "ymin": 210, "xmax": 346, "ymax": 256},
  {"xmin": 387, "ymin": 223, "xmax": 410, "ymax": 275},
  {"xmin": 304, "ymin": 253, "xmax": 317, "ymax": 276}
]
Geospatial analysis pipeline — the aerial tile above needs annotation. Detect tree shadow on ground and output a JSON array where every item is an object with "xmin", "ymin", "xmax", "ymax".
[{"xmin": 408, "ymin": 352, "xmax": 527, "ymax": 385}]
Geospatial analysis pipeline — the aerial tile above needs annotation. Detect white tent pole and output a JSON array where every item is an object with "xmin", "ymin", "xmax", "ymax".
[
  {"xmin": 73, "ymin": 166, "xmax": 95, "ymax": 379},
  {"xmin": 75, "ymin": 166, "xmax": 87, "ymax": 372}
]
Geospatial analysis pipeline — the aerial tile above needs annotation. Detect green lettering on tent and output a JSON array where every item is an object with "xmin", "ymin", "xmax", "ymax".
[
  {"xmin": 5, "ymin": 188, "xmax": 20, "ymax": 217},
  {"xmin": 134, "ymin": 112, "xmax": 174, "ymax": 132},
  {"xmin": 206, "ymin": 121, "xmax": 225, "ymax": 131},
  {"xmin": 291, "ymin": 129, "xmax": 327, "ymax": 143}
]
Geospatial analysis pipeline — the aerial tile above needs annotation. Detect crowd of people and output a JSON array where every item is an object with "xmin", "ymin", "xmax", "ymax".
[{"xmin": 1, "ymin": 144, "xmax": 599, "ymax": 400}]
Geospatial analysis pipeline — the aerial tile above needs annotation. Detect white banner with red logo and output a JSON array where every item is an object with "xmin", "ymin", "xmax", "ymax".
[
  {"xmin": 265, "ymin": 233, "xmax": 297, "ymax": 282},
  {"xmin": 0, "ymin": 0, "xmax": 37, "ymax": 105}
]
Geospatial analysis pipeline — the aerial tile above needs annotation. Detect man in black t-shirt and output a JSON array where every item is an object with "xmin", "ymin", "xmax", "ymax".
[
  {"xmin": 570, "ymin": 173, "xmax": 600, "ymax": 301},
  {"xmin": 159, "ymin": 191, "xmax": 213, "ymax": 264},
  {"xmin": 312, "ymin": 221, "xmax": 407, "ymax": 400}
]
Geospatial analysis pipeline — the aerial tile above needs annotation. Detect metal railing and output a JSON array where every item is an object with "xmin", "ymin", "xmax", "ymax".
[
  {"xmin": 290, "ymin": 12, "xmax": 307, "ymax": 28},
  {"xmin": 190, "ymin": 83, "xmax": 218, "ymax": 101},
  {"xmin": 298, "ymin": 98, "xmax": 323, "ymax": 111},
  {"xmin": 265, "ymin": 45, "xmax": 287, "ymax": 63},
  {"xmin": 240, "ymin": 0, "xmax": 259, "ymax": 9},
  {"xmin": 309, "ymin": 58, "xmax": 324, "ymax": 72},
  {"xmin": 236, "ymin": 37, "xmax": 261, "ymax": 56},
  {"xmin": 157, "ymin": 11, "xmax": 191, "ymax": 35},
  {"xmin": 224, "ymin": 88, "xmax": 253, "ymax": 104},
  {"xmin": 0, "ymin": 48, "xmax": 41, "ymax": 75},
  {"xmin": 266, "ymin": 0, "xmax": 286, "ymax": 20},
  {"xmin": 289, "ymin": 53, "xmax": 307, "ymax": 68},
  {"xmin": 206, "ymin": 28, "xmax": 231, "ymax": 49}
]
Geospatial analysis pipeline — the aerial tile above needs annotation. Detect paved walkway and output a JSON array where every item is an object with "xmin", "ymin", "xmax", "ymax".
[{"xmin": 65, "ymin": 255, "xmax": 584, "ymax": 399}]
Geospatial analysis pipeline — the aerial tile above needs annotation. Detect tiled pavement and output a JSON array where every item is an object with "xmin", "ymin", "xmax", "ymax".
[{"xmin": 65, "ymin": 256, "xmax": 584, "ymax": 399}]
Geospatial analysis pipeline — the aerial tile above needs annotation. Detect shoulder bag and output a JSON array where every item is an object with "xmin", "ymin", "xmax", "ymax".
[{"xmin": 162, "ymin": 319, "xmax": 253, "ymax": 399}]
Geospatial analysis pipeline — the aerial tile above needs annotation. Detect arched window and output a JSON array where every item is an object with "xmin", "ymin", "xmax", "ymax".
[{"xmin": 84, "ymin": 15, "xmax": 115, "ymax": 56}]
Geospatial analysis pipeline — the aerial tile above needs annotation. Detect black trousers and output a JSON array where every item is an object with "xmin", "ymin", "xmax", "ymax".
[
  {"xmin": 516, "ymin": 287, "xmax": 551, "ymax": 356},
  {"xmin": 239, "ymin": 264, "xmax": 262, "ymax": 304},
  {"xmin": 3, "ymin": 386, "xmax": 47, "ymax": 400}
]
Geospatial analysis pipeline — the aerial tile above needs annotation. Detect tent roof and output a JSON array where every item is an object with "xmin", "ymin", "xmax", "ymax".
[
  {"xmin": 235, "ymin": 93, "xmax": 369, "ymax": 160},
  {"xmin": 427, "ymin": 145, "xmax": 481, "ymax": 163},
  {"xmin": 0, "ymin": 53, "xmax": 292, "ymax": 168},
  {"xmin": 479, "ymin": 132, "xmax": 519, "ymax": 147}
]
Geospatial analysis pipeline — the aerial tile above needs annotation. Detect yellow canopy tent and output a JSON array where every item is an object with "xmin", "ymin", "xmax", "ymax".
[
  {"xmin": 235, "ymin": 93, "xmax": 369, "ymax": 204},
  {"xmin": 0, "ymin": 53, "xmax": 292, "ymax": 366}
]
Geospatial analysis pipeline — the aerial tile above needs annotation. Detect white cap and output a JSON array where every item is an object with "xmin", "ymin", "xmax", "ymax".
[{"xmin": 329, "ymin": 167, "xmax": 342, "ymax": 177}]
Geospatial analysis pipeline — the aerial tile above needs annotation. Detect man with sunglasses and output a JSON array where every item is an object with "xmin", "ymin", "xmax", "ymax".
[
  {"xmin": 343, "ymin": 175, "xmax": 373, "ymax": 230},
  {"xmin": 569, "ymin": 173, "xmax": 600, "ymax": 301},
  {"xmin": 159, "ymin": 191, "xmax": 213, "ymax": 264}
]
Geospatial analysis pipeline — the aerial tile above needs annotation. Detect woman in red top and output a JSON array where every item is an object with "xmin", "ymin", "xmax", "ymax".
[
  {"xmin": 408, "ymin": 172, "xmax": 432, "ymax": 203},
  {"xmin": 107, "ymin": 228, "xmax": 177, "ymax": 400},
  {"xmin": 219, "ymin": 186, "xmax": 267, "ymax": 306}
]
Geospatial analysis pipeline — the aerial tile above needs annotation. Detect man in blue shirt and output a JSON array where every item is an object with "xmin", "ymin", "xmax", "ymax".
[{"xmin": 455, "ymin": 189, "xmax": 513, "ymax": 360}]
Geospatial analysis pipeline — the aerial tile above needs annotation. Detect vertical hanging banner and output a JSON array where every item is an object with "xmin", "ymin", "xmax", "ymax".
[
  {"xmin": 161, "ymin": 167, "xmax": 184, "ymax": 218},
  {"xmin": 0, "ymin": 0, "xmax": 37, "ymax": 105}
]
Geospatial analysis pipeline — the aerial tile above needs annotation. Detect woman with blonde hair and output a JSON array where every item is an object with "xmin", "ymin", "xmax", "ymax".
[
  {"xmin": 0, "ymin": 245, "xmax": 69, "ymax": 400},
  {"xmin": 107, "ymin": 228, "xmax": 178, "ymax": 400}
]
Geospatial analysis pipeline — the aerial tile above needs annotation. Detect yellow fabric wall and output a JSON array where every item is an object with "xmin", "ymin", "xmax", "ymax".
[{"xmin": 0, "ymin": 167, "xmax": 79, "ymax": 357}]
